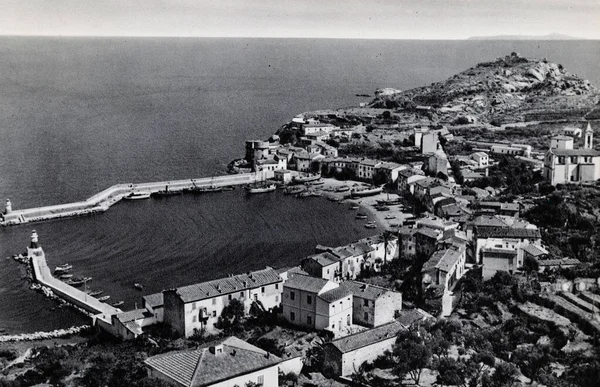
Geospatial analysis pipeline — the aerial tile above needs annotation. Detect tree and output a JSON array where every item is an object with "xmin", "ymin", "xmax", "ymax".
[
  {"xmin": 393, "ymin": 331, "xmax": 432, "ymax": 385},
  {"xmin": 216, "ymin": 298, "xmax": 245, "ymax": 333},
  {"xmin": 522, "ymin": 256, "xmax": 539, "ymax": 281},
  {"xmin": 435, "ymin": 357, "xmax": 470, "ymax": 387},
  {"xmin": 482, "ymin": 363, "xmax": 519, "ymax": 387}
]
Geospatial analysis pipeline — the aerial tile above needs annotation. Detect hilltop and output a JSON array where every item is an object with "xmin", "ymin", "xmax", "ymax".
[{"xmin": 369, "ymin": 52, "xmax": 599, "ymax": 125}]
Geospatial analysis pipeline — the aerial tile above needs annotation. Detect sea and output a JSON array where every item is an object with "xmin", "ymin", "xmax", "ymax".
[{"xmin": 0, "ymin": 38, "xmax": 599, "ymax": 334}]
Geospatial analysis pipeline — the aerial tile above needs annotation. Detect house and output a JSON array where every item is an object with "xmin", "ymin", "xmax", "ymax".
[
  {"xmin": 163, "ymin": 268, "xmax": 283, "ymax": 337},
  {"xmin": 475, "ymin": 226, "xmax": 542, "ymax": 265},
  {"xmin": 304, "ymin": 131, "xmax": 331, "ymax": 143},
  {"xmin": 470, "ymin": 152, "xmax": 489, "ymax": 169},
  {"xmin": 339, "ymin": 281, "xmax": 402, "ymax": 328},
  {"xmin": 415, "ymin": 227, "xmax": 443, "ymax": 259},
  {"xmin": 274, "ymin": 169, "xmax": 293, "ymax": 184},
  {"xmin": 428, "ymin": 153, "xmax": 449, "ymax": 176},
  {"xmin": 358, "ymin": 159, "xmax": 382, "ymax": 180},
  {"xmin": 422, "ymin": 132, "xmax": 442, "ymax": 154},
  {"xmin": 413, "ymin": 177, "xmax": 439, "ymax": 201},
  {"xmin": 476, "ymin": 201, "xmax": 520, "ymax": 218},
  {"xmin": 544, "ymin": 124, "xmax": 600, "ymax": 185},
  {"xmin": 301, "ymin": 252, "xmax": 340, "ymax": 281},
  {"xmin": 143, "ymin": 292, "xmax": 164, "ymax": 324},
  {"xmin": 145, "ymin": 336, "xmax": 281, "ymax": 387},
  {"xmin": 397, "ymin": 227, "xmax": 418, "ymax": 261},
  {"xmin": 461, "ymin": 169, "xmax": 485, "ymax": 182},
  {"xmin": 374, "ymin": 162, "xmax": 406, "ymax": 184},
  {"xmin": 323, "ymin": 321, "xmax": 405, "ymax": 377},
  {"xmin": 282, "ymin": 274, "xmax": 353, "ymax": 334},
  {"xmin": 537, "ymin": 258, "xmax": 582, "ymax": 272},
  {"xmin": 110, "ymin": 309, "xmax": 154, "ymax": 340},
  {"xmin": 302, "ymin": 122, "xmax": 335, "ymax": 135},
  {"xmin": 397, "ymin": 169, "xmax": 426, "ymax": 194},
  {"xmin": 563, "ymin": 126, "xmax": 582, "ymax": 138},
  {"xmin": 294, "ymin": 152, "xmax": 323, "ymax": 172},
  {"xmin": 491, "ymin": 145, "xmax": 526, "ymax": 156},
  {"xmin": 522, "ymin": 244, "xmax": 549, "ymax": 261},
  {"xmin": 421, "ymin": 243, "xmax": 467, "ymax": 292}
]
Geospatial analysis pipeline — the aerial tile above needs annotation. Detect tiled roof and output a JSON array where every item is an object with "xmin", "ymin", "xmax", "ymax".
[
  {"xmin": 423, "ymin": 245, "xmax": 464, "ymax": 273},
  {"xmin": 472, "ymin": 215, "xmax": 508, "ymax": 228},
  {"xmin": 307, "ymin": 252, "xmax": 339, "ymax": 267},
  {"xmin": 329, "ymin": 321, "xmax": 405, "ymax": 353},
  {"xmin": 416, "ymin": 227, "xmax": 441, "ymax": 239},
  {"xmin": 377, "ymin": 162, "xmax": 404, "ymax": 170},
  {"xmin": 173, "ymin": 268, "xmax": 282, "ymax": 303},
  {"xmin": 360, "ymin": 159, "xmax": 382, "ymax": 167},
  {"xmin": 522, "ymin": 244, "xmax": 549, "ymax": 257},
  {"xmin": 144, "ymin": 336, "xmax": 281, "ymax": 387},
  {"xmin": 550, "ymin": 148, "xmax": 600, "ymax": 157},
  {"xmin": 339, "ymin": 280, "xmax": 395, "ymax": 301},
  {"xmin": 144, "ymin": 292, "xmax": 164, "ymax": 308},
  {"xmin": 398, "ymin": 169, "xmax": 422, "ymax": 178},
  {"xmin": 476, "ymin": 226, "xmax": 541, "ymax": 239},
  {"xmin": 284, "ymin": 274, "xmax": 331, "ymax": 293},
  {"xmin": 116, "ymin": 308, "xmax": 150, "ymax": 323},
  {"xmin": 537, "ymin": 258, "xmax": 581, "ymax": 266},
  {"xmin": 415, "ymin": 177, "xmax": 438, "ymax": 188},
  {"xmin": 318, "ymin": 287, "xmax": 352, "ymax": 303},
  {"xmin": 482, "ymin": 248, "xmax": 518, "ymax": 258},
  {"xmin": 396, "ymin": 309, "xmax": 431, "ymax": 327}
]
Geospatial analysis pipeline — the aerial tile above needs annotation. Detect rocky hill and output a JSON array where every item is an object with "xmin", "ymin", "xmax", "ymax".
[{"xmin": 370, "ymin": 52, "xmax": 600, "ymax": 125}]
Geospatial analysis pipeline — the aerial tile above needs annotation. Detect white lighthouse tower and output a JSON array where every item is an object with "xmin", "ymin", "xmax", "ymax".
[
  {"xmin": 4, "ymin": 199, "xmax": 12, "ymax": 214},
  {"xmin": 584, "ymin": 122, "xmax": 594, "ymax": 150},
  {"xmin": 27, "ymin": 230, "xmax": 45, "ymax": 259}
]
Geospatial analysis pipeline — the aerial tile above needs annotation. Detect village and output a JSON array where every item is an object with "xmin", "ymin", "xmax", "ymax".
[{"xmin": 3, "ymin": 108, "xmax": 600, "ymax": 387}]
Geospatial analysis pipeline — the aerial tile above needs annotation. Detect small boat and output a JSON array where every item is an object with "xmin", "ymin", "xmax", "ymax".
[
  {"xmin": 222, "ymin": 186, "xmax": 235, "ymax": 191},
  {"xmin": 385, "ymin": 215, "xmax": 396, "ymax": 220},
  {"xmin": 246, "ymin": 183, "xmax": 276, "ymax": 194},
  {"xmin": 66, "ymin": 279, "xmax": 85, "ymax": 287},
  {"xmin": 89, "ymin": 290, "xmax": 104, "ymax": 297},
  {"xmin": 355, "ymin": 213, "xmax": 368, "ymax": 220},
  {"xmin": 59, "ymin": 274, "xmax": 73, "ymax": 279},
  {"xmin": 134, "ymin": 283, "xmax": 143, "ymax": 291},
  {"xmin": 151, "ymin": 185, "xmax": 182, "ymax": 198},
  {"xmin": 350, "ymin": 186, "xmax": 383, "ymax": 198},
  {"xmin": 350, "ymin": 205, "xmax": 360, "ymax": 210},
  {"xmin": 98, "ymin": 295, "xmax": 111, "ymax": 302},
  {"xmin": 376, "ymin": 206, "xmax": 390, "ymax": 212},
  {"xmin": 365, "ymin": 222, "xmax": 377, "ymax": 229},
  {"xmin": 376, "ymin": 198, "xmax": 402, "ymax": 206},
  {"xmin": 83, "ymin": 277, "xmax": 92, "ymax": 282},
  {"xmin": 284, "ymin": 186, "xmax": 305, "ymax": 195},
  {"xmin": 336, "ymin": 186, "xmax": 350, "ymax": 192},
  {"xmin": 292, "ymin": 174, "xmax": 321, "ymax": 183},
  {"xmin": 298, "ymin": 191, "xmax": 321, "ymax": 198},
  {"xmin": 202, "ymin": 186, "xmax": 223, "ymax": 193},
  {"xmin": 54, "ymin": 264, "xmax": 73, "ymax": 273},
  {"xmin": 112, "ymin": 301, "xmax": 125, "ymax": 307},
  {"xmin": 124, "ymin": 191, "xmax": 151, "ymax": 200},
  {"xmin": 309, "ymin": 180, "xmax": 325, "ymax": 186}
]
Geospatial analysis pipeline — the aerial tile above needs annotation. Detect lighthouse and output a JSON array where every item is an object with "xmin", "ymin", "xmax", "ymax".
[
  {"xmin": 27, "ymin": 230, "xmax": 45, "ymax": 260},
  {"xmin": 4, "ymin": 199, "xmax": 11, "ymax": 214}
]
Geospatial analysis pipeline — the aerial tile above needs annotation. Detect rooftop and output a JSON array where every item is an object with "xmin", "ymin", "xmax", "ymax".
[
  {"xmin": 550, "ymin": 148, "xmax": 600, "ymax": 157},
  {"xmin": 522, "ymin": 244, "xmax": 549, "ymax": 257},
  {"xmin": 306, "ymin": 252, "xmax": 339, "ymax": 267},
  {"xmin": 537, "ymin": 258, "xmax": 581, "ymax": 266},
  {"xmin": 143, "ymin": 292, "xmax": 164, "ymax": 308},
  {"xmin": 144, "ymin": 336, "xmax": 281, "ymax": 387},
  {"xmin": 339, "ymin": 280, "xmax": 397, "ymax": 301},
  {"xmin": 423, "ymin": 245, "xmax": 465, "ymax": 273},
  {"xmin": 328, "ymin": 321, "xmax": 405, "ymax": 354},
  {"xmin": 475, "ymin": 226, "xmax": 541, "ymax": 240},
  {"xmin": 360, "ymin": 159, "xmax": 382, "ymax": 167},
  {"xmin": 171, "ymin": 267, "xmax": 282, "ymax": 304},
  {"xmin": 318, "ymin": 287, "xmax": 352, "ymax": 303},
  {"xmin": 284, "ymin": 274, "xmax": 331, "ymax": 293}
]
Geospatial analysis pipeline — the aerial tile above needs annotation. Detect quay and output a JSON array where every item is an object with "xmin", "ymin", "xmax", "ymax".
[
  {"xmin": 27, "ymin": 231, "xmax": 121, "ymax": 324},
  {"xmin": 1, "ymin": 172, "xmax": 261, "ymax": 226}
]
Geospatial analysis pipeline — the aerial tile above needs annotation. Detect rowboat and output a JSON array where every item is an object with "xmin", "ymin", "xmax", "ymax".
[{"xmin": 98, "ymin": 295, "xmax": 110, "ymax": 302}]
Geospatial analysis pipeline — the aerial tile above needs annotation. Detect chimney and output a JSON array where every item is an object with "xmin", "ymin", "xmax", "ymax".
[{"xmin": 209, "ymin": 344, "xmax": 224, "ymax": 355}]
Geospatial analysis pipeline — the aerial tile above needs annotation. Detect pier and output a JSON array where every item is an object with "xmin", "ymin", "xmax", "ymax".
[
  {"xmin": 27, "ymin": 231, "xmax": 121, "ymax": 324},
  {"xmin": 1, "ymin": 172, "xmax": 261, "ymax": 226}
]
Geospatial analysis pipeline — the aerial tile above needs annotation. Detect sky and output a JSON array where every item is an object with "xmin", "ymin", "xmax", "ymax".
[{"xmin": 1, "ymin": 0, "xmax": 599, "ymax": 39}]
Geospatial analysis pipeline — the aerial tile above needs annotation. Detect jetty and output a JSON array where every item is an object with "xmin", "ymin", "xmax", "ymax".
[
  {"xmin": 27, "ymin": 231, "xmax": 121, "ymax": 324},
  {"xmin": 1, "ymin": 172, "xmax": 261, "ymax": 226}
]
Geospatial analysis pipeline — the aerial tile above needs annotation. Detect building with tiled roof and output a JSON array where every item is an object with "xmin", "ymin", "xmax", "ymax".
[
  {"xmin": 537, "ymin": 258, "xmax": 582, "ymax": 272},
  {"xmin": 421, "ymin": 243, "xmax": 467, "ymax": 292},
  {"xmin": 282, "ymin": 274, "xmax": 352, "ymax": 334},
  {"xmin": 358, "ymin": 158, "xmax": 382, "ymax": 180},
  {"xmin": 163, "ymin": 268, "xmax": 283, "ymax": 337},
  {"xmin": 301, "ymin": 252, "xmax": 340, "ymax": 281},
  {"xmin": 143, "ymin": 292, "xmax": 165, "ymax": 323},
  {"xmin": 475, "ymin": 224, "xmax": 542, "ymax": 267},
  {"xmin": 339, "ymin": 281, "xmax": 402, "ymax": 328},
  {"xmin": 323, "ymin": 321, "xmax": 405, "ymax": 377},
  {"xmin": 145, "ymin": 336, "xmax": 281, "ymax": 387}
]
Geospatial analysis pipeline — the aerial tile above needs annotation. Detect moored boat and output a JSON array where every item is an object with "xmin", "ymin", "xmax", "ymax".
[
  {"xmin": 292, "ymin": 174, "xmax": 321, "ymax": 183},
  {"xmin": 350, "ymin": 186, "xmax": 383, "ymax": 198},
  {"xmin": 245, "ymin": 183, "xmax": 276, "ymax": 194},
  {"xmin": 59, "ymin": 274, "xmax": 73, "ymax": 279},
  {"xmin": 336, "ymin": 186, "xmax": 350, "ymax": 192},
  {"xmin": 112, "ymin": 301, "xmax": 125, "ymax": 307},
  {"xmin": 284, "ymin": 186, "xmax": 305, "ymax": 195},
  {"xmin": 134, "ymin": 283, "xmax": 143, "ymax": 291},
  {"xmin": 151, "ymin": 185, "xmax": 182, "ymax": 198},
  {"xmin": 124, "ymin": 191, "xmax": 151, "ymax": 200},
  {"xmin": 98, "ymin": 295, "xmax": 110, "ymax": 302},
  {"xmin": 89, "ymin": 290, "xmax": 104, "ymax": 297},
  {"xmin": 365, "ymin": 222, "xmax": 377, "ymax": 229},
  {"xmin": 355, "ymin": 213, "xmax": 368, "ymax": 220},
  {"xmin": 54, "ymin": 264, "xmax": 73, "ymax": 273}
]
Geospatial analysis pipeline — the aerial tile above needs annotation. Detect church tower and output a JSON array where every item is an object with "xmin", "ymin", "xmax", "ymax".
[{"xmin": 584, "ymin": 122, "xmax": 594, "ymax": 150}]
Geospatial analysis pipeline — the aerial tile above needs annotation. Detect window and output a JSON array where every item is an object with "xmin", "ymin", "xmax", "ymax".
[
  {"xmin": 228, "ymin": 294, "xmax": 232, "ymax": 301},
  {"xmin": 192, "ymin": 302, "xmax": 196, "ymax": 310},
  {"xmin": 307, "ymin": 315, "xmax": 312, "ymax": 325},
  {"xmin": 257, "ymin": 375, "xmax": 264, "ymax": 385},
  {"xmin": 332, "ymin": 323, "xmax": 335, "ymax": 329},
  {"xmin": 307, "ymin": 295, "xmax": 312, "ymax": 305},
  {"xmin": 193, "ymin": 315, "xmax": 197, "ymax": 322},
  {"xmin": 571, "ymin": 157, "xmax": 577, "ymax": 163},
  {"xmin": 212, "ymin": 298, "xmax": 216, "ymax": 305},
  {"xmin": 332, "ymin": 304, "xmax": 336, "ymax": 311},
  {"xmin": 363, "ymin": 299, "xmax": 369, "ymax": 307},
  {"xmin": 261, "ymin": 287, "xmax": 265, "ymax": 293},
  {"xmin": 290, "ymin": 291, "xmax": 295, "ymax": 300},
  {"xmin": 275, "ymin": 295, "xmax": 279, "ymax": 303},
  {"xmin": 364, "ymin": 312, "xmax": 369, "ymax": 321},
  {"xmin": 347, "ymin": 314, "xmax": 351, "ymax": 325},
  {"xmin": 275, "ymin": 284, "xmax": 279, "ymax": 290},
  {"xmin": 254, "ymin": 294, "xmax": 258, "ymax": 301},
  {"xmin": 240, "ymin": 291, "xmax": 244, "ymax": 298},
  {"xmin": 212, "ymin": 311, "xmax": 217, "ymax": 318},
  {"xmin": 290, "ymin": 312, "xmax": 295, "ymax": 321}
]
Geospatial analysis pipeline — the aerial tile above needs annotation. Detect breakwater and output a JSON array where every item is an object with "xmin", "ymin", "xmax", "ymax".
[
  {"xmin": 1, "ymin": 173, "xmax": 261, "ymax": 226},
  {"xmin": 0, "ymin": 326, "xmax": 89, "ymax": 343}
]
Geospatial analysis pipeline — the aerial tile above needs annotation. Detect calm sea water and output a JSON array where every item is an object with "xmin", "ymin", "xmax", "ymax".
[{"xmin": 0, "ymin": 38, "xmax": 598, "ymax": 334}]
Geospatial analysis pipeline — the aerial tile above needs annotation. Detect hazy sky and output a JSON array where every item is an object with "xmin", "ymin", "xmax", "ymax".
[{"xmin": 1, "ymin": 0, "xmax": 599, "ymax": 39}]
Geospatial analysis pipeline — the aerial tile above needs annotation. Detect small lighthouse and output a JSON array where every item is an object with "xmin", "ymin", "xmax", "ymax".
[
  {"xmin": 30, "ymin": 230, "xmax": 39, "ymax": 248},
  {"xmin": 4, "ymin": 199, "xmax": 12, "ymax": 214},
  {"xmin": 27, "ymin": 230, "xmax": 45, "ymax": 260}
]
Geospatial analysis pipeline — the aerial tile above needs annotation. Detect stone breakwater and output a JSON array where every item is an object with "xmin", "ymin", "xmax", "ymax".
[{"xmin": 0, "ymin": 325, "xmax": 89, "ymax": 343}]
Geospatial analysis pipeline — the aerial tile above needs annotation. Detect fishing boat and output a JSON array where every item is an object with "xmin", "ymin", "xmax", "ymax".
[
  {"xmin": 59, "ymin": 274, "xmax": 73, "ymax": 279},
  {"xmin": 298, "ymin": 191, "xmax": 321, "ymax": 198},
  {"xmin": 66, "ymin": 278, "xmax": 85, "ymax": 287},
  {"xmin": 375, "ymin": 206, "xmax": 390, "ymax": 212},
  {"xmin": 385, "ymin": 215, "xmax": 396, "ymax": 220},
  {"xmin": 308, "ymin": 179, "xmax": 325, "ymax": 186},
  {"xmin": 245, "ymin": 183, "xmax": 276, "ymax": 194},
  {"xmin": 124, "ymin": 191, "xmax": 151, "ymax": 200},
  {"xmin": 221, "ymin": 186, "xmax": 235, "ymax": 191},
  {"xmin": 336, "ymin": 186, "xmax": 350, "ymax": 192},
  {"xmin": 350, "ymin": 186, "xmax": 383, "ymax": 198},
  {"xmin": 355, "ymin": 213, "xmax": 368, "ymax": 220},
  {"xmin": 54, "ymin": 264, "xmax": 73, "ymax": 273},
  {"xmin": 350, "ymin": 205, "xmax": 360, "ymax": 210},
  {"xmin": 292, "ymin": 174, "xmax": 321, "ymax": 183},
  {"xmin": 284, "ymin": 186, "xmax": 305, "ymax": 195},
  {"xmin": 89, "ymin": 290, "xmax": 104, "ymax": 297},
  {"xmin": 134, "ymin": 283, "xmax": 143, "ymax": 291},
  {"xmin": 98, "ymin": 295, "xmax": 111, "ymax": 302},
  {"xmin": 376, "ymin": 198, "xmax": 402, "ymax": 206},
  {"xmin": 112, "ymin": 301, "xmax": 125, "ymax": 307},
  {"xmin": 365, "ymin": 222, "xmax": 377, "ymax": 229},
  {"xmin": 151, "ymin": 185, "xmax": 182, "ymax": 198}
]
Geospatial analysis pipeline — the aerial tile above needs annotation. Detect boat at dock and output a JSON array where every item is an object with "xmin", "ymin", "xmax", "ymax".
[
  {"xmin": 59, "ymin": 274, "xmax": 73, "ymax": 279},
  {"xmin": 54, "ymin": 264, "xmax": 73, "ymax": 273},
  {"xmin": 308, "ymin": 179, "xmax": 324, "ymax": 186},
  {"xmin": 336, "ymin": 186, "xmax": 350, "ymax": 192},
  {"xmin": 151, "ymin": 185, "xmax": 182, "ymax": 198},
  {"xmin": 245, "ymin": 183, "xmax": 276, "ymax": 194},
  {"xmin": 375, "ymin": 205, "xmax": 390, "ymax": 212},
  {"xmin": 298, "ymin": 191, "xmax": 321, "ymax": 198},
  {"xmin": 134, "ymin": 283, "xmax": 143, "ymax": 291},
  {"xmin": 124, "ymin": 191, "xmax": 151, "ymax": 200},
  {"xmin": 284, "ymin": 186, "xmax": 305, "ymax": 195},
  {"xmin": 350, "ymin": 186, "xmax": 383, "ymax": 198},
  {"xmin": 292, "ymin": 174, "xmax": 321, "ymax": 183},
  {"xmin": 66, "ymin": 278, "xmax": 85, "ymax": 287},
  {"xmin": 98, "ymin": 295, "xmax": 111, "ymax": 302},
  {"xmin": 112, "ymin": 301, "xmax": 124, "ymax": 307},
  {"xmin": 376, "ymin": 198, "xmax": 402, "ymax": 206},
  {"xmin": 365, "ymin": 222, "xmax": 377, "ymax": 229},
  {"xmin": 355, "ymin": 213, "xmax": 368, "ymax": 220},
  {"xmin": 385, "ymin": 215, "xmax": 396, "ymax": 220},
  {"xmin": 89, "ymin": 290, "xmax": 104, "ymax": 297}
]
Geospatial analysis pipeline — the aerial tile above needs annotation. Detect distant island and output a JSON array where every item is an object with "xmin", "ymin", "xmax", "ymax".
[{"xmin": 468, "ymin": 33, "xmax": 584, "ymax": 40}]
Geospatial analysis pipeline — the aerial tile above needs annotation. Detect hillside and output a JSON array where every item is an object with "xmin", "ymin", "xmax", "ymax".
[{"xmin": 369, "ymin": 52, "xmax": 600, "ymax": 125}]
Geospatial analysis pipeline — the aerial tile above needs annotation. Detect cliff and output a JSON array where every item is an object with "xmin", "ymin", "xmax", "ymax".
[{"xmin": 369, "ymin": 52, "xmax": 599, "ymax": 125}]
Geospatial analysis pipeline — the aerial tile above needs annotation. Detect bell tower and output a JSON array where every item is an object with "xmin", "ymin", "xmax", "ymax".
[{"xmin": 584, "ymin": 122, "xmax": 593, "ymax": 150}]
